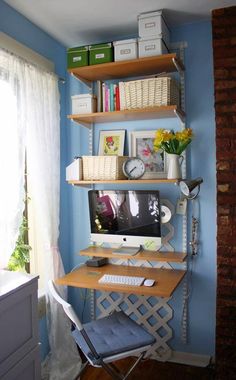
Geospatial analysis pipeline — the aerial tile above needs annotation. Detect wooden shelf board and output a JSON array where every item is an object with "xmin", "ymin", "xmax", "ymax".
[
  {"xmin": 80, "ymin": 246, "xmax": 187, "ymax": 263},
  {"xmin": 68, "ymin": 106, "xmax": 185, "ymax": 126},
  {"xmin": 56, "ymin": 264, "xmax": 186, "ymax": 298},
  {"xmin": 68, "ymin": 54, "xmax": 184, "ymax": 82},
  {"xmin": 68, "ymin": 178, "xmax": 177, "ymax": 186}
]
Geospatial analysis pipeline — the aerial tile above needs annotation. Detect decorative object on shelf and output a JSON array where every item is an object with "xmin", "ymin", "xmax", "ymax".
[
  {"xmin": 98, "ymin": 129, "xmax": 125, "ymax": 155},
  {"xmin": 154, "ymin": 128, "xmax": 193, "ymax": 179},
  {"xmin": 179, "ymin": 177, "xmax": 203, "ymax": 200},
  {"xmin": 129, "ymin": 130, "xmax": 167, "ymax": 179},
  {"xmin": 160, "ymin": 205, "xmax": 172, "ymax": 223},
  {"xmin": 89, "ymin": 42, "xmax": 113, "ymax": 65},
  {"xmin": 166, "ymin": 154, "xmax": 184, "ymax": 179},
  {"xmin": 67, "ymin": 45, "xmax": 89, "ymax": 69},
  {"xmin": 82, "ymin": 155, "xmax": 128, "ymax": 180},
  {"xmin": 122, "ymin": 157, "xmax": 146, "ymax": 179},
  {"xmin": 66, "ymin": 156, "xmax": 83, "ymax": 181},
  {"xmin": 71, "ymin": 93, "xmax": 97, "ymax": 114},
  {"xmin": 120, "ymin": 76, "xmax": 180, "ymax": 111}
]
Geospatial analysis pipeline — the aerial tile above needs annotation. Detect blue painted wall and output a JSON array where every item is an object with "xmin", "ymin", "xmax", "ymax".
[
  {"xmin": 1, "ymin": 0, "xmax": 216, "ymax": 359},
  {"xmin": 66, "ymin": 21, "xmax": 216, "ymax": 357}
]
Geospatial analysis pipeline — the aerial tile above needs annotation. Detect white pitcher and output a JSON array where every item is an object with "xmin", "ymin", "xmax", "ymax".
[{"xmin": 167, "ymin": 154, "xmax": 184, "ymax": 179}]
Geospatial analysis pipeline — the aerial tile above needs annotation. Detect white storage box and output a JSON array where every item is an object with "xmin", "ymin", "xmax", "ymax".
[
  {"xmin": 82, "ymin": 156, "xmax": 128, "ymax": 180},
  {"xmin": 66, "ymin": 157, "xmax": 83, "ymax": 181},
  {"xmin": 113, "ymin": 38, "xmax": 138, "ymax": 61},
  {"xmin": 138, "ymin": 37, "xmax": 168, "ymax": 58},
  {"xmin": 138, "ymin": 10, "xmax": 170, "ymax": 48},
  {"xmin": 71, "ymin": 94, "xmax": 97, "ymax": 114}
]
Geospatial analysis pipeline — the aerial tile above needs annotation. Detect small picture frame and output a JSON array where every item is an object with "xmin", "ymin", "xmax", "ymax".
[
  {"xmin": 129, "ymin": 130, "xmax": 167, "ymax": 179},
  {"xmin": 98, "ymin": 130, "xmax": 125, "ymax": 156}
]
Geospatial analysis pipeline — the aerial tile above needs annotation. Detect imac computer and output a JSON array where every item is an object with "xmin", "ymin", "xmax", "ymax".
[{"xmin": 88, "ymin": 190, "xmax": 162, "ymax": 254}]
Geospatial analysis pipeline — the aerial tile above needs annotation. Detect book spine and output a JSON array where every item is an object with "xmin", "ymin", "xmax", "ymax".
[
  {"xmin": 105, "ymin": 84, "xmax": 109, "ymax": 112},
  {"xmin": 102, "ymin": 82, "xmax": 106, "ymax": 112},
  {"xmin": 110, "ymin": 83, "xmax": 114, "ymax": 112},
  {"xmin": 97, "ymin": 80, "xmax": 102, "ymax": 112},
  {"xmin": 113, "ymin": 84, "xmax": 117, "ymax": 110},
  {"xmin": 119, "ymin": 81, "xmax": 126, "ymax": 110},
  {"xmin": 115, "ymin": 85, "xmax": 120, "ymax": 111}
]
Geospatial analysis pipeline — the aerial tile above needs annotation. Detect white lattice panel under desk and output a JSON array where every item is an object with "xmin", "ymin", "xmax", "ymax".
[{"xmin": 96, "ymin": 289, "xmax": 172, "ymax": 360}]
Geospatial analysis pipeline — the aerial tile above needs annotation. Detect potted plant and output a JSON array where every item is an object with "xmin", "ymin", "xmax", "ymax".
[{"xmin": 154, "ymin": 128, "xmax": 193, "ymax": 179}]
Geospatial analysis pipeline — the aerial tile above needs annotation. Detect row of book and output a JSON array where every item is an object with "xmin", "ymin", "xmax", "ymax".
[{"xmin": 97, "ymin": 80, "xmax": 125, "ymax": 112}]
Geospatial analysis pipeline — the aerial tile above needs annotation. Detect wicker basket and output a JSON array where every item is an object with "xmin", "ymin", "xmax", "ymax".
[
  {"xmin": 82, "ymin": 156, "xmax": 128, "ymax": 180},
  {"xmin": 120, "ymin": 77, "xmax": 180, "ymax": 110}
]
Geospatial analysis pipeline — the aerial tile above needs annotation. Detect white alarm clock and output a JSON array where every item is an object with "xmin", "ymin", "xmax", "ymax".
[{"xmin": 122, "ymin": 157, "xmax": 145, "ymax": 179}]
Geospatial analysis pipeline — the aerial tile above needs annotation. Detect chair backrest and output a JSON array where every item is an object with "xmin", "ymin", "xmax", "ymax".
[{"xmin": 48, "ymin": 280, "xmax": 83, "ymax": 331}]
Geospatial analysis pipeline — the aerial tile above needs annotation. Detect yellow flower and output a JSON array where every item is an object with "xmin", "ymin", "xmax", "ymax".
[{"xmin": 154, "ymin": 128, "xmax": 193, "ymax": 154}]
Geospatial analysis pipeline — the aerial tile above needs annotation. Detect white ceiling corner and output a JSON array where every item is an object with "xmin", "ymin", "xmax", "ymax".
[{"xmin": 3, "ymin": 0, "xmax": 236, "ymax": 47}]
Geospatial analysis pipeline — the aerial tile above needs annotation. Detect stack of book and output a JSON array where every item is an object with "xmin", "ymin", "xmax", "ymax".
[{"xmin": 97, "ymin": 80, "xmax": 125, "ymax": 112}]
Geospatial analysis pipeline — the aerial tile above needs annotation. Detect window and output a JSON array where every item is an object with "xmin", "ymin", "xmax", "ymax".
[{"xmin": 0, "ymin": 33, "xmax": 55, "ymax": 291}]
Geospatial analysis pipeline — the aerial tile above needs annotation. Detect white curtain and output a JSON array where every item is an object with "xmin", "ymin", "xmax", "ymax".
[
  {"xmin": 0, "ymin": 48, "xmax": 81, "ymax": 379},
  {"xmin": 0, "ymin": 51, "xmax": 26, "ymax": 268}
]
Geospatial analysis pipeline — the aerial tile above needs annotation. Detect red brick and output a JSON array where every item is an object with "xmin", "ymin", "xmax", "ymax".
[
  {"xmin": 214, "ymin": 46, "xmax": 236, "ymax": 59},
  {"xmin": 218, "ymin": 204, "xmax": 231, "ymax": 214},
  {"xmin": 212, "ymin": 8, "xmax": 225, "ymax": 17},
  {"xmin": 215, "ymin": 90, "xmax": 236, "ymax": 102},
  {"xmin": 216, "ymin": 128, "xmax": 236, "ymax": 137},
  {"xmin": 216, "ymin": 161, "xmax": 230, "ymax": 171},
  {"xmin": 217, "ymin": 150, "xmax": 235, "ymax": 160},
  {"xmin": 215, "ymin": 80, "xmax": 236, "ymax": 90},
  {"xmin": 231, "ymin": 37, "xmax": 236, "ymax": 45},
  {"xmin": 216, "ymin": 137, "xmax": 231, "ymax": 149},
  {"xmin": 214, "ymin": 57, "xmax": 236, "ymax": 68},
  {"xmin": 217, "ymin": 245, "xmax": 236, "ymax": 254},
  {"xmin": 213, "ymin": 38, "xmax": 230, "ymax": 48},
  {"xmin": 217, "ymin": 172, "xmax": 236, "ymax": 183}
]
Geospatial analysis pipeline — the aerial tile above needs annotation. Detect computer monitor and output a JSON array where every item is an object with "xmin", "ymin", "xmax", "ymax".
[{"xmin": 88, "ymin": 190, "xmax": 162, "ymax": 251}]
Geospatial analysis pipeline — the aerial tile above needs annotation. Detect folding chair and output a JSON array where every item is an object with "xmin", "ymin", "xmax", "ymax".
[{"xmin": 48, "ymin": 280, "xmax": 156, "ymax": 380}]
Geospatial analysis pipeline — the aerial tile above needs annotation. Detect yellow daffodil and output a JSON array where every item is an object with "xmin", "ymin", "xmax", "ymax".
[{"xmin": 154, "ymin": 128, "xmax": 193, "ymax": 155}]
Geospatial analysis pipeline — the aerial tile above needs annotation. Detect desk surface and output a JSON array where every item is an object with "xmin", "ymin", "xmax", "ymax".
[{"xmin": 56, "ymin": 264, "xmax": 186, "ymax": 298}]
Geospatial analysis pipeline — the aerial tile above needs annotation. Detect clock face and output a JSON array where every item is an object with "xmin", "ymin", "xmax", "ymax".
[{"xmin": 123, "ymin": 158, "xmax": 145, "ymax": 179}]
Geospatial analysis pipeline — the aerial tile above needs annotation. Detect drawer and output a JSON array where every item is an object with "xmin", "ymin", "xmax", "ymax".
[
  {"xmin": 0, "ymin": 279, "xmax": 38, "ymax": 377},
  {"xmin": 1, "ymin": 345, "xmax": 40, "ymax": 380}
]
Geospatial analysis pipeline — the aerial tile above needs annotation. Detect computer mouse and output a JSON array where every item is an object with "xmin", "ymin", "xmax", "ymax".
[{"xmin": 144, "ymin": 279, "xmax": 155, "ymax": 287}]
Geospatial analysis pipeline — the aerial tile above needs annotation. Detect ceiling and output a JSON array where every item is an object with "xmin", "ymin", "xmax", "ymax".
[{"xmin": 4, "ymin": 0, "xmax": 236, "ymax": 47}]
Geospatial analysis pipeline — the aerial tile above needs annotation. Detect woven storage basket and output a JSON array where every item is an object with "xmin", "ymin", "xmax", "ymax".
[
  {"xmin": 120, "ymin": 77, "xmax": 180, "ymax": 110},
  {"xmin": 82, "ymin": 156, "xmax": 128, "ymax": 180}
]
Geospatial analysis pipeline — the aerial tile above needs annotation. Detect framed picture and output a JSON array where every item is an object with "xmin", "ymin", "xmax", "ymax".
[
  {"xmin": 98, "ymin": 130, "xmax": 125, "ymax": 156},
  {"xmin": 129, "ymin": 130, "xmax": 167, "ymax": 179}
]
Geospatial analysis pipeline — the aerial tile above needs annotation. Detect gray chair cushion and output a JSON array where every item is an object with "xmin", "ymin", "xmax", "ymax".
[{"xmin": 72, "ymin": 311, "xmax": 155, "ymax": 360}]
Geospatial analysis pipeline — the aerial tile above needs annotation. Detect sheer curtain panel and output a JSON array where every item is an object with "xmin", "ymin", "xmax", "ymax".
[
  {"xmin": 0, "ymin": 50, "xmax": 26, "ymax": 268},
  {"xmin": 0, "ymin": 47, "xmax": 81, "ymax": 380}
]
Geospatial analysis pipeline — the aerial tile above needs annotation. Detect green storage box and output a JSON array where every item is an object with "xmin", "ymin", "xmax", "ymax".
[
  {"xmin": 89, "ymin": 43, "xmax": 113, "ymax": 65},
  {"xmin": 67, "ymin": 46, "xmax": 89, "ymax": 69}
]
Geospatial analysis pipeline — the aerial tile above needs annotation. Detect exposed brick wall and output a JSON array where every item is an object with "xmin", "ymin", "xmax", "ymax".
[{"xmin": 212, "ymin": 6, "xmax": 236, "ymax": 379}]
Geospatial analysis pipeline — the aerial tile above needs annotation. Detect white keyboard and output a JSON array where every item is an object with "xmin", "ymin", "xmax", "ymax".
[{"xmin": 98, "ymin": 274, "xmax": 145, "ymax": 286}]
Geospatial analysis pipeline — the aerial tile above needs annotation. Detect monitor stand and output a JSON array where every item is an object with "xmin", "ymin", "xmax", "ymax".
[{"xmin": 112, "ymin": 245, "xmax": 141, "ymax": 256}]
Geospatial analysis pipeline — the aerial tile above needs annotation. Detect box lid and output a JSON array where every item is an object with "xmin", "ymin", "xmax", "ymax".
[
  {"xmin": 71, "ymin": 94, "xmax": 97, "ymax": 99},
  {"xmin": 67, "ymin": 46, "xmax": 88, "ymax": 53},
  {"xmin": 138, "ymin": 36, "xmax": 163, "ymax": 42},
  {"xmin": 138, "ymin": 10, "xmax": 162, "ymax": 20},
  {"xmin": 89, "ymin": 42, "xmax": 112, "ymax": 50},
  {"xmin": 113, "ymin": 38, "xmax": 137, "ymax": 46}
]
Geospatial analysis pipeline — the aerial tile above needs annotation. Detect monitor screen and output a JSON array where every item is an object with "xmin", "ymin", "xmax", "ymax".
[{"xmin": 88, "ymin": 190, "xmax": 162, "ymax": 249}]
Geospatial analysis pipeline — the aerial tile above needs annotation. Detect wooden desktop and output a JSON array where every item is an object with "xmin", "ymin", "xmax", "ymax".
[{"xmin": 56, "ymin": 262, "xmax": 186, "ymax": 298}]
